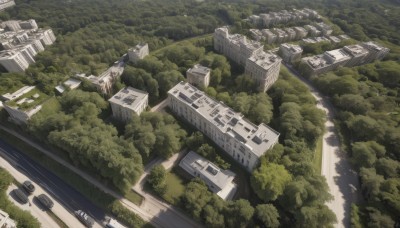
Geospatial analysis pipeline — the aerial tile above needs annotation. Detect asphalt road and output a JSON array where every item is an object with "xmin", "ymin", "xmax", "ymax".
[{"xmin": 0, "ymin": 138, "xmax": 106, "ymax": 225}]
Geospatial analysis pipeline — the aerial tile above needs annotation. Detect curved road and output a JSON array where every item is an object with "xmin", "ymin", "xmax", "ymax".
[
  {"xmin": 0, "ymin": 139, "xmax": 106, "ymax": 226},
  {"xmin": 284, "ymin": 64, "xmax": 359, "ymax": 228}
]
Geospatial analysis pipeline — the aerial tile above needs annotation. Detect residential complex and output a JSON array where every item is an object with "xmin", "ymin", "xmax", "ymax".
[
  {"xmin": 179, "ymin": 151, "xmax": 237, "ymax": 200},
  {"xmin": 109, "ymin": 87, "xmax": 148, "ymax": 122},
  {"xmin": 168, "ymin": 82, "xmax": 280, "ymax": 172},
  {"xmin": 279, "ymin": 43, "xmax": 303, "ymax": 64},
  {"xmin": 0, "ymin": 0, "xmax": 15, "ymax": 11},
  {"xmin": 301, "ymin": 42, "xmax": 389, "ymax": 76},
  {"xmin": 1, "ymin": 86, "xmax": 47, "ymax": 124},
  {"xmin": 128, "ymin": 43, "xmax": 149, "ymax": 63},
  {"xmin": 76, "ymin": 60, "xmax": 125, "ymax": 94},
  {"xmin": 186, "ymin": 64, "xmax": 211, "ymax": 88},
  {"xmin": 247, "ymin": 8, "xmax": 320, "ymax": 28},
  {"xmin": 0, "ymin": 19, "xmax": 55, "ymax": 72},
  {"xmin": 214, "ymin": 27, "xmax": 281, "ymax": 92}
]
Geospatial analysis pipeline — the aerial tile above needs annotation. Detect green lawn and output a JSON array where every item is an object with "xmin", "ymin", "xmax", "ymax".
[
  {"xmin": 125, "ymin": 189, "xmax": 143, "ymax": 205},
  {"xmin": 162, "ymin": 172, "xmax": 186, "ymax": 205},
  {"xmin": 313, "ymin": 136, "xmax": 324, "ymax": 174}
]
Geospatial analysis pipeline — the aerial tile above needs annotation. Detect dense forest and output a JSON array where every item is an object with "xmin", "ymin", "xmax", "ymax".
[{"xmin": 0, "ymin": 0, "xmax": 399, "ymax": 227}]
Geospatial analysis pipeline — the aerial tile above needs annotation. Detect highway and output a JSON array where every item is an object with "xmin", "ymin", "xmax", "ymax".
[{"xmin": 0, "ymin": 138, "xmax": 106, "ymax": 226}]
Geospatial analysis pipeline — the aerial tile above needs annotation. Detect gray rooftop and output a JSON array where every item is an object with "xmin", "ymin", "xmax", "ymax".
[
  {"xmin": 280, "ymin": 43, "xmax": 302, "ymax": 53},
  {"xmin": 179, "ymin": 151, "xmax": 235, "ymax": 191},
  {"xmin": 247, "ymin": 51, "xmax": 281, "ymax": 70},
  {"xmin": 187, "ymin": 64, "xmax": 210, "ymax": 77},
  {"xmin": 169, "ymin": 82, "xmax": 280, "ymax": 157},
  {"xmin": 109, "ymin": 87, "xmax": 148, "ymax": 110}
]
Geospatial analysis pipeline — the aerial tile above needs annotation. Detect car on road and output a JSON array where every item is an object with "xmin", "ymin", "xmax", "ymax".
[
  {"xmin": 75, "ymin": 210, "xmax": 94, "ymax": 227},
  {"xmin": 22, "ymin": 180, "xmax": 35, "ymax": 194},
  {"xmin": 37, "ymin": 194, "xmax": 54, "ymax": 209},
  {"xmin": 13, "ymin": 188, "xmax": 28, "ymax": 204}
]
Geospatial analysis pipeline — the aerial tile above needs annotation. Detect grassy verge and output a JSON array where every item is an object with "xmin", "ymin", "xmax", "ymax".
[
  {"xmin": 46, "ymin": 211, "xmax": 68, "ymax": 228},
  {"xmin": 162, "ymin": 172, "xmax": 186, "ymax": 205},
  {"xmin": 313, "ymin": 136, "xmax": 324, "ymax": 174},
  {"xmin": 124, "ymin": 189, "xmax": 143, "ymax": 205},
  {"xmin": 0, "ymin": 128, "xmax": 149, "ymax": 228}
]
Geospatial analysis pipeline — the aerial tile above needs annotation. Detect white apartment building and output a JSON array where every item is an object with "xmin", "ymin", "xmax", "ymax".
[
  {"xmin": 109, "ymin": 87, "xmax": 148, "ymax": 122},
  {"xmin": 284, "ymin": 27, "xmax": 296, "ymax": 41},
  {"xmin": 168, "ymin": 82, "xmax": 280, "ymax": 172},
  {"xmin": 293, "ymin": 27, "xmax": 308, "ymax": 39},
  {"xmin": 262, "ymin": 29, "xmax": 277, "ymax": 44},
  {"xmin": 304, "ymin": 25, "xmax": 321, "ymax": 37},
  {"xmin": 301, "ymin": 42, "xmax": 389, "ymax": 76},
  {"xmin": 360, "ymin": 41, "xmax": 390, "ymax": 63},
  {"xmin": 0, "ymin": 0, "xmax": 15, "ymax": 11},
  {"xmin": 245, "ymin": 51, "xmax": 281, "ymax": 92},
  {"xmin": 279, "ymin": 43, "xmax": 303, "ymax": 64},
  {"xmin": 186, "ymin": 64, "xmax": 211, "ymax": 88},
  {"xmin": 128, "ymin": 43, "xmax": 149, "ymax": 63},
  {"xmin": 343, "ymin": 44, "xmax": 369, "ymax": 67},
  {"xmin": 315, "ymin": 22, "xmax": 333, "ymax": 36},
  {"xmin": 0, "ymin": 50, "xmax": 30, "ymax": 72},
  {"xmin": 214, "ymin": 27, "xmax": 282, "ymax": 92},
  {"xmin": 1, "ymin": 86, "xmax": 44, "ymax": 124},
  {"xmin": 272, "ymin": 28, "xmax": 288, "ymax": 43},
  {"xmin": 180, "ymin": 151, "xmax": 237, "ymax": 200},
  {"xmin": 19, "ymin": 19, "xmax": 38, "ymax": 30},
  {"xmin": 0, "ymin": 209, "xmax": 16, "ymax": 228}
]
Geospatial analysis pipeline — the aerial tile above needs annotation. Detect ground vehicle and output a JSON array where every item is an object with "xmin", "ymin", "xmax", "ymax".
[
  {"xmin": 37, "ymin": 194, "xmax": 54, "ymax": 209},
  {"xmin": 74, "ymin": 210, "xmax": 94, "ymax": 227},
  {"xmin": 22, "ymin": 181, "xmax": 35, "ymax": 194},
  {"xmin": 13, "ymin": 189, "xmax": 28, "ymax": 204}
]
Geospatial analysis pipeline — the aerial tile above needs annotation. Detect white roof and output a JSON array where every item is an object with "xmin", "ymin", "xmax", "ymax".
[{"xmin": 109, "ymin": 87, "xmax": 148, "ymax": 110}]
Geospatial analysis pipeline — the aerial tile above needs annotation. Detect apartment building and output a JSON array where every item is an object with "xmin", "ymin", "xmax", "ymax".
[
  {"xmin": 128, "ymin": 43, "xmax": 149, "ymax": 63},
  {"xmin": 179, "ymin": 151, "xmax": 237, "ymax": 200},
  {"xmin": 342, "ymin": 44, "xmax": 369, "ymax": 67},
  {"xmin": 293, "ymin": 27, "xmax": 308, "ymax": 39},
  {"xmin": 304, "ymin": 25, "xmax": 321, "ymax": 37},
  {"xmin": 279, "ymin": 43, "xmax": 303, "ymax": 64},
  {"xmin": 186, "ymin": 64, "xmax": 211, "ymax": 88},
  {"xmin": 214, "ymin": 27, "xmax": 281, "ymax": 92},
  {"xmin": 168, "ymin": 82, "xmax": 280, "ymax": 172},
  {"xmin": 250, "ymin": 8, "xmax": 320, "ymax": 28},
  {"xmin": 1, "ymin": 86, "xmax": 45, "ymax": 124},
  {"xmin": 0, "ymin": 0, "xmax": 15, "ymax": 11},
  {"xmin": 360, "ymin": 41, "xmax": 390, "ymax": 63},
  {"xmin": 315, "ymin": 22, "xmax": 333, "ymax": 36},
  {"xmin": 109, "ymin": 87, "xmax": 148, "ymax": 122},
  {"xmin": 245, "ymin": 51, "xmax": 282, "ymax": 92},
  {"xmin": 261, "ymin": 29, "xmax": 277, "ymax": 44},
  {"xmin": 0, "ymin": 50, "xmax": 30, "ymax": 72}
]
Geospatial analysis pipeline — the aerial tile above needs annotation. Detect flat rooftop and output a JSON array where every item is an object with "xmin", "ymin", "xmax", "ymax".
[
  {"xmin": 281, "ymin": 43, "xmax": 302, "ymax": 53},
  {"xmin": 187, "ymin": 64, "xmax": 210, "ymax": 77},
  {"xmin": 343, "ymin": 44, "xmax": 369, "ymax": 57},
  {"xmin": 109, "ymin": 87, "xmax": 148, "ymax": 110},
  {"xmin": 169, "ymin": 82, "xmax": 280, "ymax": 157},
  {"xmin": 247, "ymin": 51, "xmax": 281, "ymax": 70},
  {"xmin": 324, "ymin": 49, "xmax": 351, "ymax": 62},
  {"xmin": 3, "ymin": 86, "xmax": 48, "ymax": 110},
  {"xmin": 179, "ymin": 151, "xmax": 236, "ymax": 191}
]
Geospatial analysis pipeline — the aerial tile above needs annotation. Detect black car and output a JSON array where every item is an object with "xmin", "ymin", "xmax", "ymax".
[
  {"xmin": 75, "ymin": 210, "xmax": 94, "ymax": 227},
  {"xmin": 22, "ymin": 181, "xmax": 35, "ymax": 194},
  {"xmin": 13, "ymin": 188, "xmax": 28, "ymax": 204},
  {"xmin": 37, "ymin": 194, "xmax": 54, "ymax": 209}
]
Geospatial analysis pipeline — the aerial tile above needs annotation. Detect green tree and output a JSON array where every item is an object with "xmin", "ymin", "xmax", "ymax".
[
  {"xmin": 148, "ymin": 165, "xmax": 167, "ymax": 195},
  {"xmin": 251, "ymin": 162, "xmax": 292, "ymax": 202},
  {"xmin": 255, "ymin": 204, "xmax": 280, "ymax": 228}
]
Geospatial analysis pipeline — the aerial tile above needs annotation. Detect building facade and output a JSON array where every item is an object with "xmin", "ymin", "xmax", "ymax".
[
  {"xmin": 168, "ymin": 82, "xmax": 280, "ymax": 172},
  {"xmin": 186, "ymin": 64, "xmax": 211, "ymax": 88},
  {"xmin": 179, "ymin": 151, "xmax": 237, "ymax": 200},
  {"xmin": 109, "ymin": 87, "xmax": 148, "ymax": 122},
  {"xmin": 128, "ymin": 43, "xmax": 149, "ymax": 63},
  {"xmin": 214, "ymin": 27, "xmax": 282, "ymax": 92},
  {"xmin": 279, "ymin": 43, "xmax": 303, "ymax": 64}
]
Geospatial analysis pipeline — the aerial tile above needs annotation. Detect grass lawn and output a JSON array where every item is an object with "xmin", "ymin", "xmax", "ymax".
[
  {"xmin": 313, "ymin": 136, "xmax": 324, "ymax": 174},
  {"xmin": 162, "ymin": 172, "xmax": 186, "ymax": 205}
]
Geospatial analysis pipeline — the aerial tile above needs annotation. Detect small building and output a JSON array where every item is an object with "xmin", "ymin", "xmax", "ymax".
[
  {"xmin": 315, "ymin": 22, "xmax": 333, "ymax": 36},
  {"xmin": 55, "ymin": 78, "xmax": 82, "ymax": 94},
  {"xmin": 109, "ymin": 87, "xmax": 148, "ymax": 122},
  {"xmin": 279, "ymin": 43, "xmax": 303, "ymax": 64},
  {"xmin": 1, "ymin": 86, "xmax": 46, "ymax": 124},
  {"xmin": 128, "ymin": 43, "xmax": 149, "ymax": 63},
  {"xmin": 0, "ymin": 209, "xmax": 16, "ymax": 228},
  {"xmin": 179, "ymin": 151, "xmax": 237, "ymax": 200},
  {"xmin": 304, "ymin": 25, "xmax": 321, "ymax": 37},
  {"xmin": 293, "ymin": 27, "xmax": 308, "ymax": 39},
  {"xmin": 301, "ymin": 49, "xmax": 351, "ymax": 76},
  {"xmin": 186, "ymin": 64, "xmax": 210, "ymax": 88}
]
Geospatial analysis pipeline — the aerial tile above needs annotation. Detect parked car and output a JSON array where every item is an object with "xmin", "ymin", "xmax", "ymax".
[
  {"xmin": 13, "ymin": 189, "xmax": 28, "ymax": 204},
  {"xmin": 37, "ymin": 194, "xmax": 54, "ymax": 209},
  {"xmin": 75, "ymin": 210, "xmax": 94, "ymax": 227},
  {"xmin": 22, "ymin": 181, "xmax": 35, "ymax": 194}
]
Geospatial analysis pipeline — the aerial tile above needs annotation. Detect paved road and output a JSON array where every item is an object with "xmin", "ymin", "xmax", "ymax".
[
  {"xmin": 284, "ymin": 64, "xmax": 359, "ymax": 228},
  {"xmin": 0, "ymin": 126, "xmax": 202, "ymax": 228},
  {"xmin": 6, "ymin": 184, "xmax": 61, "ymax": 228},
  {"xmin": 0, "ymin": 139, "xmax": 105, "ymax": 227}
]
